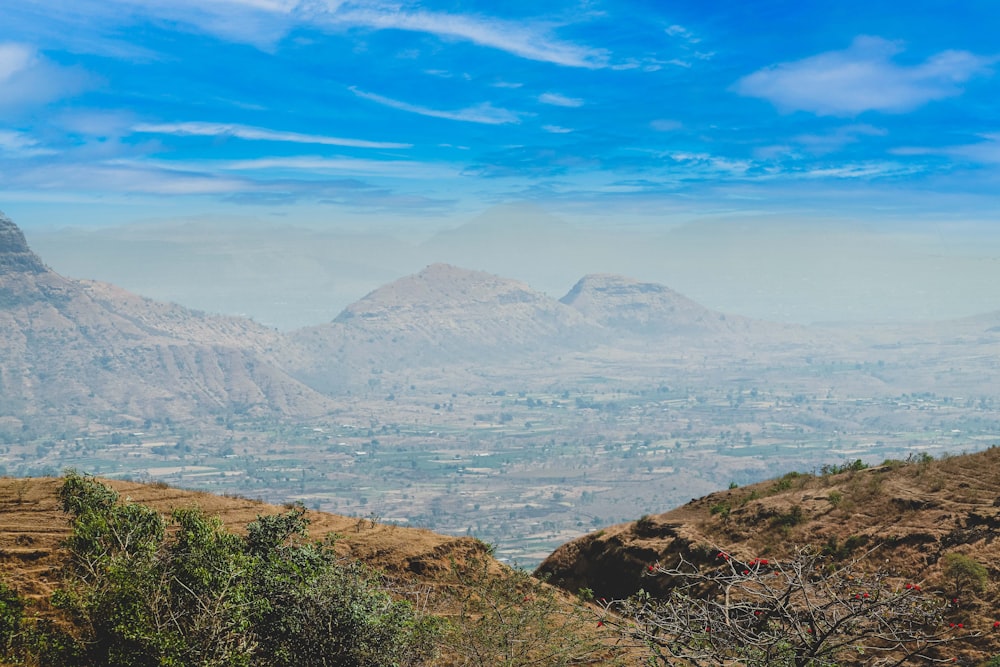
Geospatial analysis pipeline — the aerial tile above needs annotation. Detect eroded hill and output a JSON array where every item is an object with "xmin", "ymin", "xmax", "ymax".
[
  {"xmin": 537, "ymin": 447, "xmax": 1000, "ymax": 662},
  {"xmin": 0, "ymin": 212, "xmax": 333, "ymax": 424}
]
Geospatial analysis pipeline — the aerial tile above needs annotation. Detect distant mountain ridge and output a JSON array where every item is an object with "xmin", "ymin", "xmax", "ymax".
[
  {"xmin": 560, "ymin": 273, "xmax": 760, "ymax": 337},
  {"xmin": 0, "ymin": 212, "xmax": 332, "ymax": 424},
  {"xmin": 5, "ymin": 212, "xmax": 1000, "ymax": 422}
]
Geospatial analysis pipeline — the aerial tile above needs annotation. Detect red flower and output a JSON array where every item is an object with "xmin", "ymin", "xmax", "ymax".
[
  {"xmin": 994, "ymin": 621, "xmax": 1000, "ymax": 629},
  {"xmin": 957, "ymin": 623, "xmax": 963, "ymax": 629},
  {"xmin": 905, "ymin": 583, "xmax": 913, "ymax": 589},
  {"xmin": 914, "ymin": 585, "xmax": 921, "ymax": 591},
  {"xmin": 949, "ymin": 623, "xmax": 955, "ymax": 628},
  {"xmin": 743, "ymin": 569, "xmax": 750, "ymax": 575},
  {"xmin": 597, "ymin": 621, "xmax": 604, "ymax": 627}
]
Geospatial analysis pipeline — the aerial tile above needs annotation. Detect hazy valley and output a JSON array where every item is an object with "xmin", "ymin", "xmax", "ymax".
[{"xmin": 4, "ymin": 211, "xmax": 1000, "ymax": 566}]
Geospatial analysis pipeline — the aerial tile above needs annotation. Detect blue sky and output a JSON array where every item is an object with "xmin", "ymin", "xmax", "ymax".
[{"xmin": 1, "ymin": 0, "xmax": 999, "ymax": 232}]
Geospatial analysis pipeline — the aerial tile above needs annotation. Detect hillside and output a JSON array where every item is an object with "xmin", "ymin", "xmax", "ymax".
[
  {"xmin": 0, "ymin": 476, "xmax": 489, "ymax": 604},
  {"xmin": 537, "ymin": 447, "xmax": 1000, "ymax": 662},
  {"xmin": 0, "ymin": 475, "xmax": 614, "ymax": 666},
  {"xmin": 0, "ymin": 212, "xmax": 332, "ymax": 424}
]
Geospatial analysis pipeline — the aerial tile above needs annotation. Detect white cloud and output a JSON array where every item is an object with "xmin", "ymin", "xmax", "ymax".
[
  {"xmin": 1, "ymin": 161, "xmax": 249, "ymax": 195},
  {"xmin": 349, "ymin": 87, "xmax": 521, "ymax": 124},
  {"xmin": 943, "ymin": 135, "xmax": 1000, "ymax": 164},
  {"xmin": 665, "ymin": 24, "xmax": 699, "ymax": 44},
  {"xmin": 0, "ymin": 42, "xmax": 92, "ymax": 114},
  {"xmin": 328, "ymin": 7, "xmax": 608, "ymax": 68},
  {"xmin": 538, "ymin": 92, "xmax": 584, "ymax": 107},
  {"xmin": 0, "ymin": 43, "xmax": 35, "ymax": 81},
  {"xmin": 894, "ymin": 134, "xmax": 1000, "ymax": 165},
  {"xmin": 131, "ymin": 121, "xmax": 411, "ymax": 149},
  {"xmin": 0, "ymin": 129, "xmax": 55, "ymax": 156},
  {"xmin": 796, "ymin": 161, "xmax": 921, "ymax": 179},
  {"xmin": 793, "ymin": 124, "xmax": 887, "ymax": 155},
  {"xmin": 542, "ymin": 125, "xmax": 573, "ymax": 134},
  {"xmin": 13, "ymin": 1, "xmax": 609, "ymax": 67},
  {"xmin": 219, "ymin": 155, "xmax": 460, "ymax": 178},
  {"xmin": 734, "ymin": 36, "xmax": 994, "ymax": 115}
]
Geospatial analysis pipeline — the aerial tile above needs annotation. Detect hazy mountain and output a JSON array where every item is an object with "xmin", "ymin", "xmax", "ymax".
[
  {"xmin": 281, "ymin": 263, "xmax": 608, "ymax": 393},
  {"xmin": 560, "ymin": 273, "xmax": 760, "ymax": 337},
  {"xmin": 0, "ymin": 212, "xmax": 332, "ymax": 424}
]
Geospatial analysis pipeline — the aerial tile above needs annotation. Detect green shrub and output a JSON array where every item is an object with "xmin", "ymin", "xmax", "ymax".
[
  {"xmin": 941, "ymin": 552, "xmax": 988, "ymax": 596},
  {"xmin": 0, "ymin": 579, "xmax": 24, "ymax": 656},
  {"xmin": 34, "ymin": 471, "xmax": 438, "ymax": 667}
]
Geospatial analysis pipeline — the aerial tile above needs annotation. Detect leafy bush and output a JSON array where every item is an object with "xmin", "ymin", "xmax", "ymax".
[
  {"xmin": 0, "ymin": 579, "xmax": 24, "ymax": 656},
  {"xmin": 32, "ymin": 471, "xmax": 437, "ymax": 667}
]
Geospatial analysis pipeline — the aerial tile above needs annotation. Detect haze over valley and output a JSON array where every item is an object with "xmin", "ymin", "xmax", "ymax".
[{"xmin": 5, "ymin": 210, "xmax": 1000, "ymax": 565}]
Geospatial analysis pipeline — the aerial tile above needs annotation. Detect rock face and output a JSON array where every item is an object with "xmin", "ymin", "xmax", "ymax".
[
  {"xmin": 0, "ymin": 211, "xmax": 46, "ymax": 274},
  {"xmin": 0, "ymin": 213, "xmax": 331, "ymax": 423},
  {"xmin": 560, "ymin": 274, "xmax": 754, "ymax": 337}
]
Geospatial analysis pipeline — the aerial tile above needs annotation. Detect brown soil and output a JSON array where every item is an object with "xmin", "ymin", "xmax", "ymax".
[{"xmin": 537, "ymin": 447, "xmax": 1000, "ymax": 664}]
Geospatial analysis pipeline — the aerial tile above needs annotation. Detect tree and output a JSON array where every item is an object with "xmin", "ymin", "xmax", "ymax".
[
  {"xmin": 602, "ymin": 548, "xmax": 970, "ymax": 666},
  {"xmin": 941, "ymin": 552, "xmax": 988, "ymax": 598}
]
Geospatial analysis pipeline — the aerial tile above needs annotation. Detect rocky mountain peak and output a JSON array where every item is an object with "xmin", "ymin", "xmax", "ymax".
[
  {"xmin": 0, "ymin": 211, "xmax": 47, "ymax": 274},
  {"xmin": 560, "ymin": 273, "xmax": 722, "ymax": 336}
]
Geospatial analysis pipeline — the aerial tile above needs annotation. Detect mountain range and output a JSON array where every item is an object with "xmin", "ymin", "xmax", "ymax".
[{"xmin": 3, "ymin": 211, "xmax": 1000, "ymax": 424}]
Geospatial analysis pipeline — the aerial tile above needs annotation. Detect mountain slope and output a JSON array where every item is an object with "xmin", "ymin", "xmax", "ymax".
[
  {"xmin": 561, "ymin": 273, "xmax": 762, "ymax": 337},
  {"xmin": 0, "ymin": 212, "xmax": 332, "ymax": 423},
  {"xmin": 536, "ymin": 448, "xmax": 1000, "ymax": 659}
]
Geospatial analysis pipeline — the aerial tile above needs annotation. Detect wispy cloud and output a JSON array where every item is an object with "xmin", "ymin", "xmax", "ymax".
[
  {"xmin": 538, "ymin": 92, "xmax": 584, "ymax": 107},
  {"xmin": 794, "ymin": 161, "xmax": 921, "ymax": 179},
  {"xmin": 1, "ymin": 161, "xmax": 249, "ymax": 195},
  {"xmin": 665, "ymin": 24, "xmax": 699, "ymax": 44},
  {"xmin": 0, "ymin": 129, "xmax": 55, "ymax": 156},
  {"xmin": 349, "ymin": 87, "xmax": 521, "ymax": 124},
  {"xmin": 219, "ymin": 155, "xmax": 461, "ymax": 179},
  {"xmin": 0, "ymin": 42, "xmax": 92, "ymax": 115},
  {"xmin": 793, "ymin": 124, "xmax": 887, "ymax": 154},
  {"xmin": 328, "ymin": 7, "xmax": 609, "ymax": 68},
  {"xmin": 542, "ymin": 125, "xmax": 573, "ymax": 134},
  {"xmin": 131, "ymin": 121, "xmax": 411, "ymax": 149},
  {"xmin": 734, "ymin": 36, "xmax": 994, "ymax": 115},
  {"xmin": 894, "ymin": 134, "xmax": 1000, "ymax": 165}
]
